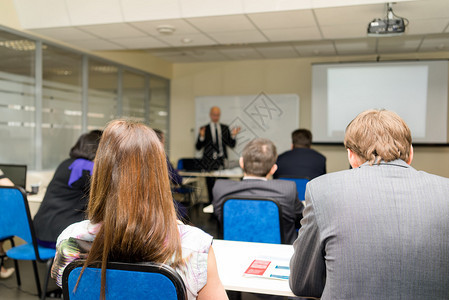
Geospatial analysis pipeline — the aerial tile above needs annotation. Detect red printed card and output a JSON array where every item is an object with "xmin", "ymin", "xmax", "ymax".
[{"xmin": 244, "ymin": 259, "xmax": 271, "ymax": 276}]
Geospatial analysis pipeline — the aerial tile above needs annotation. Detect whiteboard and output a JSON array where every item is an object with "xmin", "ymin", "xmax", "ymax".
[{"xmin": 195, "ymin": 93, "xmax": 299, "ymax": 161}]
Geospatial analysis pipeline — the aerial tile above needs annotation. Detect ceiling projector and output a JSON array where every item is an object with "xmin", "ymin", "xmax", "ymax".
[{"xmin": 367, "ymin": 3, "xmax": 407, "ymax": 37}]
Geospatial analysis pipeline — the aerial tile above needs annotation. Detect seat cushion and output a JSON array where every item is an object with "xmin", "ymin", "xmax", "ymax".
[{"xmin": 7, "ymin": 243, "xmax": 55, "ymax": 260}]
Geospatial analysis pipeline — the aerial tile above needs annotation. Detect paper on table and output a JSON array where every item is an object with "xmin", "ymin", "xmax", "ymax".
[{"xmin": 243, "ymin": 259, "xmax": 290, "ymax": 280}]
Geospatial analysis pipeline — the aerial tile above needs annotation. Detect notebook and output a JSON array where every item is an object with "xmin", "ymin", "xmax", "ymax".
[{"xmin": 0, "ymin": 163, "xmax": 27, "ymax": 190}]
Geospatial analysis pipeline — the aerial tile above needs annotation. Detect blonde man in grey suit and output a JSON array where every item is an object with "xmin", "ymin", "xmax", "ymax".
[{"xmin": 289, "ymin": 109, "xmax": 449, "ymax": 299}]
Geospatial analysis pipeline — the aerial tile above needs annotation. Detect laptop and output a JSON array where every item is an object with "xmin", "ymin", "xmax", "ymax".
[{"xmin": 0, "ymin": 163, "xmax": 27, "ymax": 190}]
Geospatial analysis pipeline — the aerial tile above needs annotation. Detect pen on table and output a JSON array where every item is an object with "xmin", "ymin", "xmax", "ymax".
[
  {"xmin": 270, "ymin": 274, "xmax": 289, "ymax": 280},
  {"xmin": 275, "ymin": 265, "xmax": 289, "ymax": 270}
]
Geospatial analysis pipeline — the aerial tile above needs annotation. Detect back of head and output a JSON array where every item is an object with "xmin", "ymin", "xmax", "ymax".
[
  {"xmin": 69, "ymin": 130, "xmax": 103, "ymax": 161},
  {"xmin": 344, "ymin": 109, "xmax": 412, "ymax": 165},
  {"xmin": 292, "ymin": 129, "xmax": 312, "ymax": 148},
  {"xmin": 85, "ymin": 120, "xmax": 182, "ymax": 297},
  {"xmin": 242, "ymin": 138, "xmax": 277, "ymax": 177}
]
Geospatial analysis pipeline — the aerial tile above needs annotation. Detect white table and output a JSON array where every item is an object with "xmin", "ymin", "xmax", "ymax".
[
  {"xmin": 213, "ymin": 239, "xmax": 295, "ymax": 297},
  {"xmin": 178, "ymin": 168, "xmax": 243, "ymax": 179}
]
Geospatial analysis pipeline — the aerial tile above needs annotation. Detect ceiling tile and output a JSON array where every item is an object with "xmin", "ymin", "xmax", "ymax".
[
  {"xmin": 218, "ymin": 47, "xmax": 264, "ymax": 60},
  {"xmin": 248, "ymin": 10, "xmax": 316, "ymax": 29},
  {"xmin": 112, "ymin": 37, "xmax": 170, "ymax": 49},
  {"xmin": 77, "ymin": 23, "xmax": 147, "ymax": 39},
  {"xmin": 185, "ymin": 48, "xmax": 229, "ymax": 62},
  {"xmin": 419, "ymin": 35, "xmax": 449, "ymax": 52},
  {"xmin": 394, "ymin": 0, "xmax": 449, "ymax": 20},
  {"xmin": 377, "ymin": 36, "xmax": 423, "ymax": 53},
  {"xmin": 14, "ymin": 0, "xmax": 71, "ymax": 28},
  {"xmin": 255, "ymin": 45, "xmax": 299, "ymax": 59},
  {"xmin": 129, "ymin": 19, "xmax": 200, "ymax": 36},
  {"xmin": 312, "ymin": 0, "xmax": 391, "ymax": 9},
  {"xmin": 406, "ymin": 18, "xmax": 449, "ymax": 35},
  {"xmin": 334, "ymin": 38, "xmax": 377, "ymax": 54},
  {"xmin": 120, "ymin": 0, "xmax": 182, "ymax": 22},
  {"xmin": 180, "ymin": 0, "xmax": 244, "ymax": 18},
  {"xmin": 210, "ymin": 30, "xmax": 268, "ymax": 44},
  {"xmin": 263, "ymin": 27, "xmax": 322, "ymax": 42},
  {"xmin": 321, "ymin": 24, "xmax": 368, "ymax": 39},
  {"xmin": 149, "ymin": 50, "xmax": 200, "ymax": 63},
  {"xmin": 293, "ymin": 41, "xmax": 336, "ymax": 56},
  {"xmin": 243, "ymin": 0, "xmax": 313, "ymax": 13},
  {"xmin": 158, "ymin": 34, "xmax": 217, "ymax": 47},
  {"xmin": 314, "ymin": 3, "xmax": 381, "ymax": 26},
  {"xmin": 30, "ymin": 27, "xmax": 97, "ymax": 41},
  {"xmin": 70, "ymin": 39, "xmax": 125, "ymax": 51},
  {"xmin": 65, "ymin": 0, "xmax": 123, "ymax": 26},
  {"xmin": 186, "ymin": 15, "xmax": 256, "ymax": 33}
]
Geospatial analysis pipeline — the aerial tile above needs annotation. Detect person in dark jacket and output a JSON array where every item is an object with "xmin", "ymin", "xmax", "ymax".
[{"xmin": 33, "ymin": 130, "xmax": 102, "ymax": 248}]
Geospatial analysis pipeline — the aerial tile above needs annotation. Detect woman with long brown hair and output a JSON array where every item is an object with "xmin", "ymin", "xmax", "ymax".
[{"xmin": 51, "ymin": 120, "xmax": 228, "ymax": 300}]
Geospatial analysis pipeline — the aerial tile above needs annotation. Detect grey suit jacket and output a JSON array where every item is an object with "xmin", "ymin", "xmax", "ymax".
[
  {"xmin": 289, "ymin": 159, "xmax": 449, "ymax": 299},
  {"xmin": 212, "ymin": 178, "xmax": 303, "ymax": 244}
]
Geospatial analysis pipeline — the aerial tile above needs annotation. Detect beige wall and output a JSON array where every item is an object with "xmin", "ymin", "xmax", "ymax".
[{"xmin": 170, "ymin": 53, "xmax": 449, "ymax": 178}]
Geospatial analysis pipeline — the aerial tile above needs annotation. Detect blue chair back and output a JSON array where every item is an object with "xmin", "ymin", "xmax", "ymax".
[
  {"xmin": 279, "ymin": 177, "xmax": 309, "ymax": 200},
  {"xmin": 0, "ymin": 186, "xmax": 34, "ymax": 245},
  {"xmin": 222, "ymin": 197, "xmax": 283, "ymax": 244},
  {"xmin": 0, "ymin": 186, "xmax": 56, "ymax": 299},
  {"xmin": 63, "ymin": 260, "xmax": 187, "ymax": 300},
  {"xmin": 177, "ymin": 159, "xmax": 183, "ymax": 170}
]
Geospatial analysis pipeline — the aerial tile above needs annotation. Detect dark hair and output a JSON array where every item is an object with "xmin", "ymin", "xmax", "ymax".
[
  {"xmin": 69, "ymin": 130, "xmax": 103, "ymax": 161},
  {"xmin": 242, "ymin": 138, "xmax": 277, "ymax": 177},
  {"xmin": 153, "ymin": 128, "xmax": 164, "ymax": 142},
  {"xmin": 292, "ymin": 129, "xmax": 312, "ymax": 148}
]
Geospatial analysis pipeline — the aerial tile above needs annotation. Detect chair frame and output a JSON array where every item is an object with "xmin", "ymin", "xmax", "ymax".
[
  {"xmin": 0, "ymin": 186, "xmax": 55, "ymax": 300},
  {"xmin": 62, "ymin": 260, "xmax": 187, "ymax": 300},
  {"xmin": 221, "ymin": 196, "xmax": 285, "ymax": 244}
]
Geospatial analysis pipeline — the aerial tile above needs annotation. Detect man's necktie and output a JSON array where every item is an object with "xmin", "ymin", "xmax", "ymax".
[{"xmin": 214, "ymin": 124, "xmax": 219, "ymax": 150}]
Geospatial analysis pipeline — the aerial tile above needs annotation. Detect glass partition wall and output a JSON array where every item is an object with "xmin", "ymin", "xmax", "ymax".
[{"xmin": 0, "ymin": 26, "xmax": 170, "ymax": 170}]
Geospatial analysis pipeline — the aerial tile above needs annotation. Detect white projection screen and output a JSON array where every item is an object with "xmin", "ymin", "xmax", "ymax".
[{"xmin": 312, "ymin": 60, "xmax": 448, "ymax": 144}]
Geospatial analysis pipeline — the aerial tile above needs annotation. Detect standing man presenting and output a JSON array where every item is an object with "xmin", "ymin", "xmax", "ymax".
[
  {"xmin": 196, "ymin": 106, "xmax": 240, "ymax": 203},
  {"xmin": 289, "ymin": 109, "xmax": 449, "ymax": 299}
]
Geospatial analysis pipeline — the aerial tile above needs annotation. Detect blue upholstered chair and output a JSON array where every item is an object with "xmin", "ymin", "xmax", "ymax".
[
  {"xmin": 0, "ymin": 186, "xmax": 56, "ymax": 300},
  {"xmin": 279, "ymin": 177, "xmax": 309, "ymax": 201},
  {"xmin": 62, "ymin": 260, "xmax": 187, "ymax": 300},
  {"xmin": 173, "ymin": 158, "xmax": 198, "ymax": 206},
  {"xmin": 222, "ymin": 197, "xmax": 284, "ymax": 244}
]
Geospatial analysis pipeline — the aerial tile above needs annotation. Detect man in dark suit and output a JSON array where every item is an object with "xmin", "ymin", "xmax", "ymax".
[
  {"xmin": 212, "ymin": 138, "xmax": 303, "ymax": 244},
  {"xmin": 273, "ymin": 129, "xmax": 326, "ymax": 180},
  {"xmin": 196, "ymin": 106, "xmax": 240, "ymax": 202},
  {"xmin": 289, "ymin": 109, "xmax": 449, "ymax": 299}
]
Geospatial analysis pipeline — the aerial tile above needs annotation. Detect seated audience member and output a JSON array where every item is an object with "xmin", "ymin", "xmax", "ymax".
[
  {"xmin": 213, "ymin": 138, "xmax": 303, "ymax": 244},
  {"xmin": 153, "ymin": 128, "xmax": 182, "ymax": 185},
  {"xmin": 273, "ymin": 129, "xmax": 326, "ymax": 180},
  {"xmin": 33, "ymin": 130, "xmax": 102, "ymax": 249},
  {"xmin": 289, "ymin": 109, "xmax": 449, "ymax": 299},
  {"xmin": 0, "ymin": 170, "xmax": 15, "ymax": 279},
  {"xmin": 153, "ymin": 128, "xmax": 187, "ymax": 219},
  {"xmin": 51, "ymin": 120, "xmax": 228, "ymax": 300}
]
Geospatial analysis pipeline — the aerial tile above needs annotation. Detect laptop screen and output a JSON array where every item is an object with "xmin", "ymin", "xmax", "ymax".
[{"xmin": 0, "ymin": 164, "xmax": 27, "ymax": 190}]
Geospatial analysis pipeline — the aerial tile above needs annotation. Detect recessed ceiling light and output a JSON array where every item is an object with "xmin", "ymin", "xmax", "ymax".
[
  {"xmin": 156, "ymin": 25, "xmax": 176, "ymax": 35},
  {"xmin": 181, "ymin": 38, "xmax": 193, "ymax": 44}
]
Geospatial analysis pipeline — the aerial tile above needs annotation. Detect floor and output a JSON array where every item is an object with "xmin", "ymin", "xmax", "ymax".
[{"xmin": 0, "ymin": 197, "xmax": 289, "ymax": 300}]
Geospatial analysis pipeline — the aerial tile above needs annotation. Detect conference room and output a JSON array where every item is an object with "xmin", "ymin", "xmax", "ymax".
[{"xmin": 1, "ymin": 0, "xmax": 449, "ymax": 299}]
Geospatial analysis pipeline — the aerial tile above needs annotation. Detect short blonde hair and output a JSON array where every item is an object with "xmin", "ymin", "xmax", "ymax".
[{"xmin": 344, "ymin": 109, "xmax": 412, "ymax": 165}]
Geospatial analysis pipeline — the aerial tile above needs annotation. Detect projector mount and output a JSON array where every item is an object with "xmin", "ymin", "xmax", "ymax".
[{"xmin": 367, "ymin": 2, "xmax": 408, "ymax": 37}]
